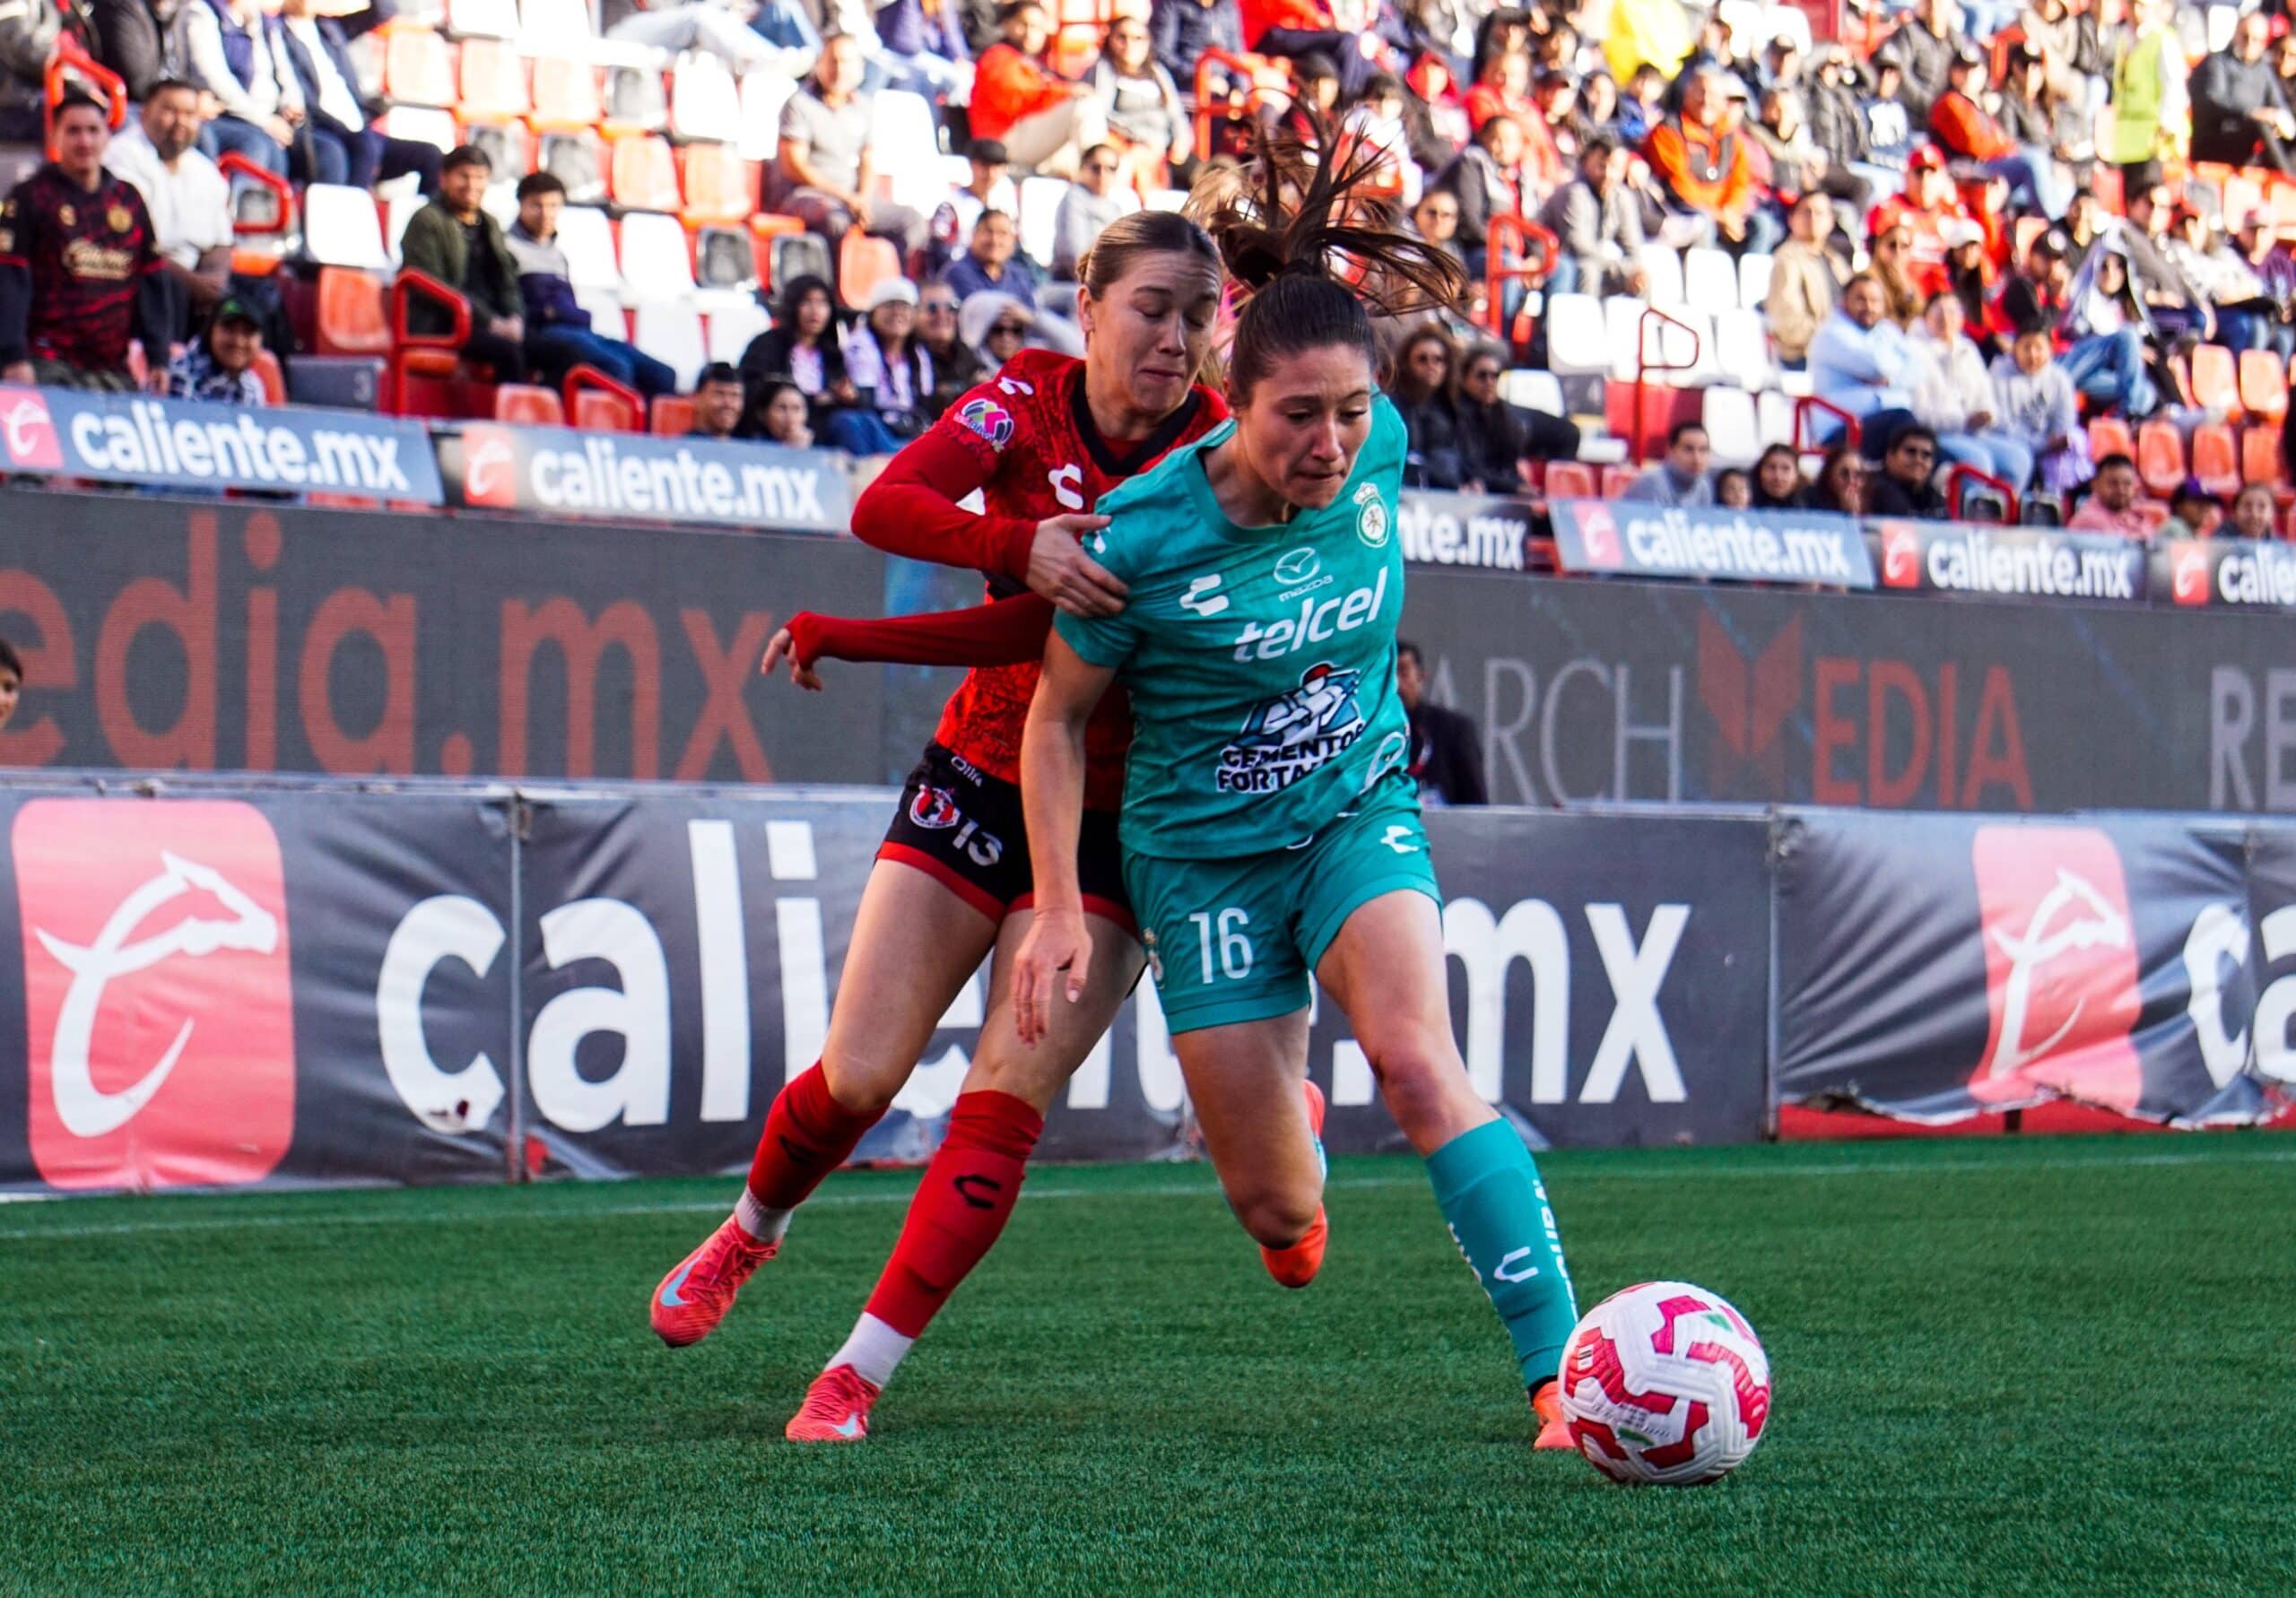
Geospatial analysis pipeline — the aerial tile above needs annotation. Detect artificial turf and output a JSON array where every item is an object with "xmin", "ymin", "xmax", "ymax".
[{"xmin": 2, "ymin": 1133, "xmax": 2292, "ymax": 1595}]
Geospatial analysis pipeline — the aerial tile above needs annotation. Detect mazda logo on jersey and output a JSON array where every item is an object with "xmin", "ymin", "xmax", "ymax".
[{"xmin": 1274, "ymin": 547, "xmax": 1320, "ymax": 585}]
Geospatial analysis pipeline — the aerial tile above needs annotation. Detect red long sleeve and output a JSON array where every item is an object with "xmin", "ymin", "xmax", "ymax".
[
  {"xmin": 848, "ymin": 427, "xmax": 1039, "ymax": 580},
  {"xmin": 788, "ymin": 595, "xmax": 1056, "ymax": 670}
]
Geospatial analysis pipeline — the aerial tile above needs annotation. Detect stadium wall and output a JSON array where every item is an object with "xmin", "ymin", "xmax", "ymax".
[
  {"xmin": 3, "ymin": 493, "xmax": 2294, "ymax": 815},
  {"xmin": 0, "ymin": 774, "xmax": 2286, "ymax": 1197}
]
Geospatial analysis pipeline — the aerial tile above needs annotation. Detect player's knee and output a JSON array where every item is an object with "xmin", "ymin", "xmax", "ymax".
[
  {"xmin": 1366, "ymin": 1029, "xmax": 1470, "ymax": 1131},
  {"xmin": 1232, "ymin": 1185, "xmax": 1321, "ymax": 1250},
  {"xmin": 817, "ymin": 1056, "xmax": 900, "ymax": 1118}
]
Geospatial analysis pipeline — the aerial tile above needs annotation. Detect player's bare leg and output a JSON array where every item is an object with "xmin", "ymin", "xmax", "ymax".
[
  {"xmin": 650, "ymin": 861, "xmax": 1000, "ymax": 1347},
  {"xmin": 1171, "ymin": 1009, "xmax": 1330, "ymax": 1284},
  {"xmin": 1316, "ymin": 890, "xmax": 1578, "ymax": 1447},
  {"xmin": 788, "ymin": 908, "xmax": 1142, "ymax": 1440}
]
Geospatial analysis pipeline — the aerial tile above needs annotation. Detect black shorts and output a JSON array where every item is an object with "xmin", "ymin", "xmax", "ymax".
[{"xmin": 878, "ymin": 743, "xmax": 1134, "ymax": 932}]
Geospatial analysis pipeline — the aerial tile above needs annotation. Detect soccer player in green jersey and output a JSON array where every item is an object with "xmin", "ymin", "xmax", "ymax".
[{"xmin": 1011, "ymin": 139, "xmax": 1583, "ymax": 1450}]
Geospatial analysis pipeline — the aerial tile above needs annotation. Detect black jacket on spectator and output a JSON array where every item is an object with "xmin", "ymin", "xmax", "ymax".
[
  {"xmin": 1394, "ymin": 390, "xmax": 1465, "ymax": 489},
  {"xmin": 1430, "ymin": 144, "xmax": 1513, "ymax": 251},
  {"xmin": 1149, "ymin": 0, "xmax": 1242, "ymax": 93},
  {"xmin": 1874, "ymin": 19, "xmax": 1956, "ymax": 122},
  {"xmin": 1408, "ymin": 700, "xmax": 1487, "ymax": 806},
  {"xmin": 1801, "ymin": 68, "xmax": 1870, "ymax": 169},
  {"xmin": 0, "ymin": 0, "xmax": 60, "ymax": 139},
  {"xmin": 1868, "ymin": 473, "xmax": 1948, "ymax": 519},
  {"xmin": 2190, "ymin": 49, "xmax": 2293, "ymax": 162},
  {"xmin": 275, "ymin": 1, "xmax": 392, "ymax": 137},
  {"xmin": 1454, "ymin": 394, "xmax": 1581, "ymax": 485}
]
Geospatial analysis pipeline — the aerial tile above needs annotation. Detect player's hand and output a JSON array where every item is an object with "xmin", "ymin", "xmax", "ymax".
[
  {"xmin": 1013, "ymin": 907, "xmax": 1092, "ymax": 1047},
  {"xmin": 1026, "ymin": 514, "xmax": 1124, "ymax": 616},
  {"xmin": 760, "ymin": 623, "xmax": 824, "ymax": 690}
]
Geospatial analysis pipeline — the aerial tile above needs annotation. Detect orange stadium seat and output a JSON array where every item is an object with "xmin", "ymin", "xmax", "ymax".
[
  {"xmin": 1600, "ymin": 464, "xmax": 1639, "ymax": 499},
  {"xmin": 315, "ymin": 267, "xmax": 390, "ymax": 356},
  {"xmin": 610, "ymin": 134, "xmax": 682, "ymax": 211},
  {"xmin": 2243, "ymin": 424, "xmax": 2284, "ymax": 487},
  {"xmin": 494, "ymin": 383, "xmax": 566, "ymax": 425},
  {"xmin": 2192, "ymin": 424, "xmax": 2240, "ymax": 498},
  {"xmin": 530, "ymin": 56, "xmax": 603, "ymax": 130},
  {"xmin": 838, "ymin": 230, "xmax": 900, "ymax": 308},
  {"xmin": 678, "ymin": 143, "xmax": 753, "ymax": 224},
  {"xmin": 250, "ymin": 350, "xmax": 285, "ymax": 404},
  {"xmin": 572, "ymin": 388, "xmax": 642, "ymax": 432},
  {"xmin": 385, "ymin": 27, "xmax": 454, "ymax": 108},
  {"xmin": 2188, "ymin": 343, "xmax": 2240, "ymax": 421},
  {"xmin": 2239, "ymin": 350, "xmax": 2287, "ymax": 424},
  {"xmin": 650, "ymin": 395, "xmax": 697, "ymax": 435},
  {"xmin": 2135, "ymin": 420, "xmax": 2185, "ymax": 498},
  {"xmin": 2087, "ymin": 416, "xmax": 2135, "ymax": 465},
  {"xmin": 457, "ymin": 38, "xmax": 530, "ymax": 122},
  {"xmin": 1543, "ymin": 462, "xmax": 1596, "ymax": 499}
]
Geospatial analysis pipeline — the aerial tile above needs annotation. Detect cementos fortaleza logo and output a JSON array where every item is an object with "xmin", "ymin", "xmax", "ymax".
[
  {"xmin": 15, "ymin": 800, "xmax": 296, "ymax": 1188},
  {"xmin": 1968, "ymin": 825, "xmax": 2143, "ymax": 1113}
]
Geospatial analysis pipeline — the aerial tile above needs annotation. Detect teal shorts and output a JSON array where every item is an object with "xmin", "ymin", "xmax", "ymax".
[{"xmin": 1126, "ymin": 784, "xmax": 1440, "ymax": 1035}]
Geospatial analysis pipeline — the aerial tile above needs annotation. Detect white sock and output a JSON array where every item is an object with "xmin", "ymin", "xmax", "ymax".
[
  {"xmin": 733, "ymin": 1190, "xmax": 792, "ymax": 1244},
  {"xmin": 828, "ymin": 1313, "xmax": 916, "ymax": 1389}
]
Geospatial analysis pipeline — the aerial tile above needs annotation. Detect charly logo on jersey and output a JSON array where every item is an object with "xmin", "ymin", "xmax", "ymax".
[
  {"xmin": 1178, "ymin": 574, "xmax": 1230, "ymax": 617},
  {"xmin": 1354, "ymin": 482, "xmax": 1390, "ymax": 548},
  {"xmin": 1218, "ymin": 663, "xmax": 1368, "ymax": 793},
  {"xmin": 959, "ymin": 397, "xmax": 1015, "ymax": 450}
]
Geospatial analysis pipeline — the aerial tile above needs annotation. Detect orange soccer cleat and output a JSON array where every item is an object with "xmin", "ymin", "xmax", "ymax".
[
  {"xmin": 1532, "ymin": 1382, "xmax": 1572, "ymax": 1450},
  {"xmin": 785, "ymin": 1363, "xmax": 883, "ymax": 1443},
  {"xmin": 648, "ymin": 1217, "xmax": 775, "ymax": 1348},
  {"xmin": 1259, "ymin": 1078, "xmax": 1330, "ymax": 1289}
]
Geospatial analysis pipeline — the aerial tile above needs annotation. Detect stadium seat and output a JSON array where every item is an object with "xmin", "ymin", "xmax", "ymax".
[
  {"xmin": 556, "ymin": 205, "xmax": 620, "ymax": 288},
  {"xmin": 448, "ymin": 0, "xmax": 520, "ymax": 37},
  {"xmin": 1500, "ymin": 369, "xmax": 1563, "ymax": 415},
  {"xmin": 248, "ymin": 349, "xmax": 286, "ymax": 404},
  {"xmin": 1713, "ymin": 308, "xmax": 1773, "ymax": 391},
  {"xmin": 869, "ymin": 90, "xmax": 944, "ymax": 212},
  {"xmin": 1683, "ymin": 247, "xmax": 1736, "ymax": 316},
  {"xmin": 2239, "ymin": 350, "xmax": 2287, "ymax": 424},
  {"xmin": 572, "ymin": 387, "xmax": 643, "ymax": 432},
  {"xmin": 1736, "ymin": 250, "xmax": 1772, "ymax": 311},
  {"xmin": 709, "ymin": 300, "xmax": 771, "ymax": 364},
  {"xmin": 1635, "ymin": 244, "xmax": 1684, "ymax": 308},
  {"xmin": 382, "ymin": 194, "xmax": 418, "ymax": 261},
  {"xmin": 518, "ymin": 0, "xmax": 593, "ymax": 41},
  {"xmin": 577, "ymin": 290, "xmax": 628, "ymax": 339},
  {"xmin": 2189, "ymin": 343, "xmax": 2241, "ymax": 421},
  {"xmin": 379, "ymin": 105, "xmax": 459, "ymax": 152},
  {"xmin": 464, "ymin": 121, "xmax": 530, "ymax": 183},
  {"xmin": 679, "ymin": 142, "xmax": 753, "ymax": 224},
  {"xmin": 385, "ymin": 27, "xmax": 454, "ymax": 107},
  {"xmin": 1544, "ymin": 461, "xmax": 1596, "ymax": 499},
  {"xmin": 619, "ymin": 211, "xmax": 696, "ymax": 293},
  {"xmin": 2193, "ymin": 423, "xmax": 2241, "ymax": 497},
  {"xmin": 314, "ymin": 267, "xmax": 390, "ymax": 356},
  {"xmin": 604, "ymin": 64, "xmax": 669, "ymax": 135},
  {"xmin": 302, "ymin": 185, "xmax": 388, "ymax": 269},
  {"xmin": 2135, "ymin": 419, "xmax": 2186, "ymax": 498},
  {"xmin": 669, "ymin": 52, "xmax": 742, "ymax": 145},
  {"xmin": 538, "ymin": 129, "xmax": 605, "ymax": 203},
  {"xmin": 1600, "ymin": 463, "xmax": 1639, "ymax": 498},
  {"xmin": 1542, "ymin": 292, "xmax": 1607, "ymax": 375},
  {"xmin": 766, "ymin": 226, "xmax": 832, "ymax": 293},
  {"xmin": 633, "ymin": 303, "xmax": 708, "ymax": 388},
  {"xmin": 1604, "ymin": 295, "xmax": 1653, "ymax": 381},
  {"xmin": 694, "ymin": 224, "xmax": 758, "ymax": 290},
  {"xmin": 2242, "ymin": 423, "xmax": 2283, "ymax": 486},
  {"xmin": 611, "ymin": 134, "xmax": 683, "ymax": 211},
  {"xmin": 839, "ymin": 230, "xmax": 901, "ymax": 308},
  {"xmin": 529, "ymin": 55, "xmax": 603, "ymax": 130},
  {"xmin": 651, "ymin": 394, "xmax": 698, "ymax": 435},
  {"xmin": 1757, "ymin": 387, "xmax": 1796, "ymax": 447},
  {"xmin": 1018, "ymin": 176, "xmax": 1065, "ymax": 270},
  {"xmin": 2132, "ymin": 498, "xmax": 2172, "ymax": 534},
  {"xmin": 739, "ymin": 70, "xmax": 797, "ymax": 162},
  {"xmin": 493, "ymin": 382, "xmax": 565, "ymax": 424},
  {"xmin": 2087, "ymin": 416, "xmax": 2135, "ymax": 465},
  {"xmin": 1703, "ymin": 386, "xmax": 1760, "ymax": 465}
]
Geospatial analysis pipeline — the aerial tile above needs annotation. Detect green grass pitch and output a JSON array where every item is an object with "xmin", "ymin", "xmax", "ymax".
[{"xmin": 3, "ymin": 1134, "xmax": 2292, "ymax": 1594}]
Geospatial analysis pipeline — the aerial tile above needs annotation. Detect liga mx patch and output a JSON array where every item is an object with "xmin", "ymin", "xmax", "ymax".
[{"xmin": 960, "ymin": 398, "xmax": 1015, "ymax": 450}]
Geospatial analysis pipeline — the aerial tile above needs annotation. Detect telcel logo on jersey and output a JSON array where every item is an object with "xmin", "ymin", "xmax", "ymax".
[
  {"xmin": 1230, "ymin": 566, "xmax": 1389, "ymax": 662},
  {"xmin": 15, "ymin": 799, "xmax": 296, "ymax": 1188},
  {"xmin": 1219, "ymin": 664, "xmax": 1367, "ymax": 792}
]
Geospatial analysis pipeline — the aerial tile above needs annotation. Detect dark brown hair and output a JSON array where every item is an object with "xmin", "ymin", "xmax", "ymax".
[
  {"xmin": 1076, "ymin": 208, "xmax": 1221, "ymax": 300},
  {"xmin": 1199, "ymin": 122, "xmax": 1470, "ymax": 401}
]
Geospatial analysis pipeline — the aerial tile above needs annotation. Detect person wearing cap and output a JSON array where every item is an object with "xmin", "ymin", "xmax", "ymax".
[
  {"xmin": 970, "ymin": 3, "xmax": 1108, "ymax": 177},
  {"xmin": 835, "ymin": 275, "xmax": 935, "ymax": 453},
  {"xmin": 1869, "ymin": 147, "xmax": 1973, "ymax": 297},
  {"xmin": 2106, "ymin": 0, "xmax": 2189, "ymax": 191},
  {"xmin": 1643, "ymin": 68, "xmax": 1781, "ymax": 256},
  {"xmin": 165, "ymin": 296, "xmax": 265, "ymax": 405},
  {"xmin": 2157, "ymin": 478, "xmax": 2222, "ymax": 541},
  {"xmin": 1874, "ymin": 0, "xmax": 1961, "ymax": 123},
  {"xmin": 1930, "ymin": 49, "xmax": 2072, "ymax": 218},
  {"xmin": 509, "ymin": 170, "xmax": 677, "ymax": 399},
  {"xmin": 2192, "ymin": 11, "xmax": 2294, "ymax": 175}
]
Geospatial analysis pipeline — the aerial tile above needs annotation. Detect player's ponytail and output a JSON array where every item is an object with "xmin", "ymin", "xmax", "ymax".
[{"xmin": 1198, "ymin": 120, "xmax": 1470, "ymax": 402}]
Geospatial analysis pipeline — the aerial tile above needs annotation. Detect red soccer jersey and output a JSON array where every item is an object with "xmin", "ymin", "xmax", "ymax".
[{"xmin": 849, "ymin": 346, "xmax": 1226, "ymax": 811}]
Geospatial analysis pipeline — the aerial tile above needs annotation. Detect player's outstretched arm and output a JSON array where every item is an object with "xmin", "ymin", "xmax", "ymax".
[
  {"xmin": 1011, "ymin": 634, "xmax": 1116, "ymax": 1047},
  {"xmin": 763, "ymin": 595, "xmax": 1058, "ymax": 690}
]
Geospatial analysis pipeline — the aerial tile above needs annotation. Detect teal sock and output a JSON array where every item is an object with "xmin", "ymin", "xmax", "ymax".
[{"xmin": 1425, "ymin": 1118, "xmax": 1578, "ymax": 1390}]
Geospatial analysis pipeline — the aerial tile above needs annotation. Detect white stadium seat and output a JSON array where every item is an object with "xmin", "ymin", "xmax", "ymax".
[
  {"xmin": 633, "ymin": 302, "xmax": 709, "ymax": 388},
  {"xmin": 304, "ymin": 185, "xmax": 388, "ymax": 269},
  {"xmin": 709, "ymin": 300, "xmax": 772, "ymax": 364},
  {"xmin": 669, "ymin": 52, "xmax": 742, "ymax": 145},
  {"xmin": 1542, "ymin": 292, "xmax": 1608, "ymax": 375},
  {"xmin": 1636, "ymin": 243, "xmax": 1684, "ymax": 309},
  {"xmin": 1703, "ymin": 386, "xmax": 1761, "ymax": 465},
  {"xmin": 1683, "ymin": 247, "xmax": 1738, "ymax": 316},
  {"xmin": 1758, "ymin": 388, "xmax": 1798, "ymax": 449},
  {"xmin": 739, "ymin": 71, "xmax": 796, "ymax": 163},
  {"xmin": 1018, "ymin": 176, "xmax": 1066, "ymax": 271},
  {"xmin": 869, "ymin": 90, "xmax": 944, "ymax": 213},
  {"xmin": 378, "ymin": 106, "xmax": 459, "ymax": 153},
  {"xmin": 1714, "ymin": 308, "xmax": 1774, "ymax": 392},
  {"xmin": 1502, "ymin": 369, "xmax": 1565, "ymax": 416},
  {"xmin": 578, "ymin": 290, "xmax": 630, "ymax": 340},
  {"xmin": 617, "ymin": 212, "xmax": 695, "ymax": 295},
  {"xmin": 520, "ymin": 0, "xmax": 595, "ymax": 42},
  {"xmin": 448, "ymin": 0, "xmax": 519, "ymax": 39},
  {"xmin": 1737, "ymin": 250, "xmax": 1774, "ymax": 311},
  {"xmin": 555, "ymin": 205, "xmax": 622, "ymax": 289}
]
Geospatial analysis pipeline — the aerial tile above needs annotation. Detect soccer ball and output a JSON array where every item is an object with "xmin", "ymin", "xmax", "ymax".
[{"xmin": 1555, "ymin": 1281, "xmax": 1771, "ymax": 1486}]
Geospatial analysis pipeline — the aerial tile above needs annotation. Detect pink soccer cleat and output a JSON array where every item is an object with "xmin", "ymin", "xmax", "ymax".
[
  {"xmin": 648, "ymin": 1218, "xmax": 775, "ymax": 1348},
  {"xmin": 786, "ymin": 1364, "xmax": 883, "ymax": 1443}
]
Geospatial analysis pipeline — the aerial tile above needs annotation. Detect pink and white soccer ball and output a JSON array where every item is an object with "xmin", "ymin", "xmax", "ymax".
[{"xmin": 1555, "ymin": 1281, "xmax": 1771, "ymax": 1486}]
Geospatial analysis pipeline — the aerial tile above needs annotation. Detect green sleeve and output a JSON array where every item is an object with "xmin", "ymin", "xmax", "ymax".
[{"xmin": 1053, "ymin": 598, "xmax": 1138, "ymax": 669}]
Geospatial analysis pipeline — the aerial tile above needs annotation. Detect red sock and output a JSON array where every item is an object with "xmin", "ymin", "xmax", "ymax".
[
  {"xmin": 862, "ymin": 1090, "xmax": 1043, "ymax": 1339},
  {"xmin": 744, "ymin": 1063, "xmax": 883, "ymax": 1212}
]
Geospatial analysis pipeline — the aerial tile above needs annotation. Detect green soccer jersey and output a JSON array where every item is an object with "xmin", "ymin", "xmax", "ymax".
[{"xmin": 1056, "ymin": 393, "xmax": 1413, "ymax": 860}]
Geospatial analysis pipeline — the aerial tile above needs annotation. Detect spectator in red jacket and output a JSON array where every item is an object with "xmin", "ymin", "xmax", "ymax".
[
  {"xmin": 1239, "ymin": 0, "xmax": 1386, "ymax": 98},
  {"xmin": 1643, "ymin": 69, "xmax": 1781, "ymax": 255},
  {"xmin": 1868, "ymin": 145, "xmax": 1974, "ymax": 298},
  {"xmin": 1929, "ymin": 48, "xmax": 2073, "ymax": 217},
  {"xmin": 969, "ymin": 2, "xmax": 1107, "ymax": 176}
]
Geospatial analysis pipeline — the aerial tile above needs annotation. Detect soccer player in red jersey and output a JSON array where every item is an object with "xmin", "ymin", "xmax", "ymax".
[{"xmin": 648, "ymin": 210, "xmax": 1235, "ymax": 1442}]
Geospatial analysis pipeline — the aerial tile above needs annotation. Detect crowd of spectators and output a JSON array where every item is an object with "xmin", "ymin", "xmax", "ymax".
[{"xmin": 2, "ymin": 0, "xmax": 2295, "ymax": 528}]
